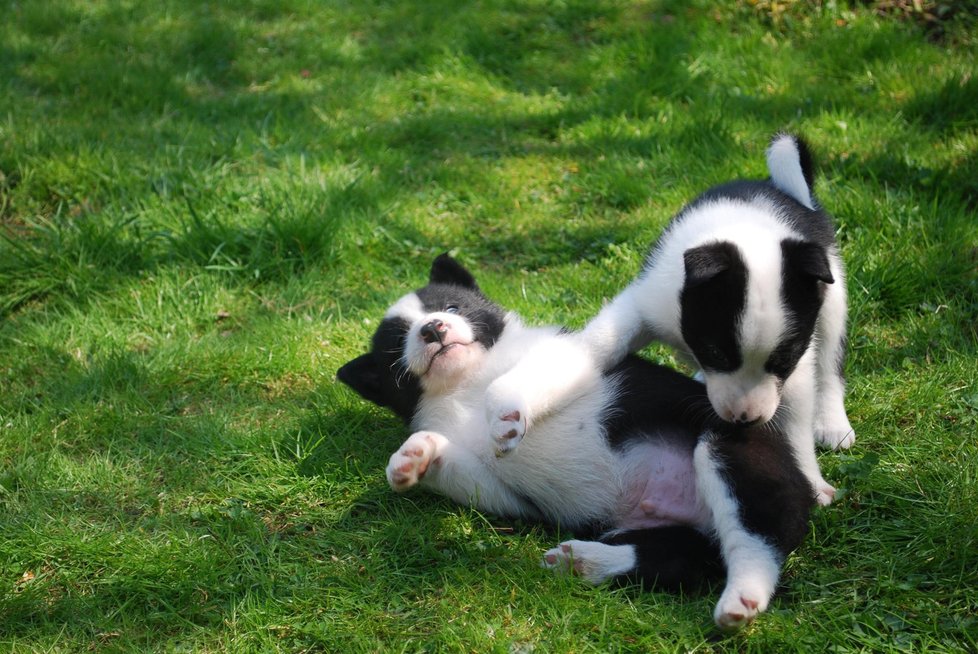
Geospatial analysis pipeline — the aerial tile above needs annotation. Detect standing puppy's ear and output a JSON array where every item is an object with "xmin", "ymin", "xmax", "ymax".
[
  {"xmin": 337, "ymin": 353, "xmax": 389, "ymax": 407},
  {"xmin": 429, "ymin": 253, "xmax": 479, "ymax": 290},
  {"xmin": 782, "ymin": 239, "xmax": 834, "ymax": 284},
  {"xmin": 683, "ymin": 242, "xmax": 740, "ymax": 287}
]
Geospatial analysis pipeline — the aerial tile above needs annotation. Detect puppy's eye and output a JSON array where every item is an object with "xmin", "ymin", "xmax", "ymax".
[
  {"xmin": 445, "ymin": 305, "xmax": 460, "ymax": 314},
  {"xmin": 704, "ymin": 344, "xmax": 728, "ymax": 366}
]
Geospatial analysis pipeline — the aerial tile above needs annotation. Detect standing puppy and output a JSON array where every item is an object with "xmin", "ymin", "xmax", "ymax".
[{"xmin": 488, "ymin": 134, "xmax": 853, "ymax": 506}]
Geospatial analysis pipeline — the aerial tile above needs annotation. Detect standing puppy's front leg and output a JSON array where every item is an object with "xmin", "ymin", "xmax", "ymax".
[
  {"xmin": 814, "ymin": 276, "xmax": 856, "ymax": 450},
  {"xmin": 780, "ymin": 352, "xmax": 836, "ymax": 506}
]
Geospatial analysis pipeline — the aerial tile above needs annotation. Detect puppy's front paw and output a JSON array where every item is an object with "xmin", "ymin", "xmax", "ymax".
[
  {"xmin": 815, "ymin": 416, "xmax": 856, "ymax": 451},
  {"xmin": 386, "ymin": 432, "xmax": 439, "ymax": 492},
  {"xmin": 806, "ymin": 472, "xmax": 837, "ymax": 507},
  {"xmin": 816, "ymin": 479, "xmax": 837, "ymax": 507},
  {"xmin": 490, "ymin": 407, "xmax": 527, "ymax": 456},
  {"xmin": 486, "ymin": 384, "xmax": 529, "ymax": 456},
  {"xmin": 713, "ymin": 582, "xmax": 770, "ymax": 632}
]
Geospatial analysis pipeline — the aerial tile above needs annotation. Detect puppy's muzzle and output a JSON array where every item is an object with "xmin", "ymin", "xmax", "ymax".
[
  {"xmin": 421, "ymin": 319, "xmax": 447, "ymax": 344},
  {"xmin": 733, "ymin": 412, "xmax": 761, "ymax": 426}
]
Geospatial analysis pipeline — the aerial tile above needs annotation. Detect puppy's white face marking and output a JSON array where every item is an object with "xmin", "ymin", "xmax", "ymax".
[
  {"xmin": 384, "ymin": 292, "xmax": 425, "ymax": 323},
  {"xmin": 678, "ymin": 235, "xmax": 791, "ymax": 425},
  {"xmin": 388, "ymin": 292, "xmax": 487, "ymax": 393},
  {"xmin": 702, "ymin": 239, "xmax": 786, "ymax": 424}
]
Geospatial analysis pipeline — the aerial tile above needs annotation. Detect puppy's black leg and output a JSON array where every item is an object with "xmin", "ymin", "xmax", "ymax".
[
  {"xmin": 714, "ymin": 430, "xmax": 815, "ymax": 555},
  {"xmin": 602, "ymin": 526, "xmax": 723, "ymax": 592},
  {"xmin": 695, "ymin": 430, "xmax": 814, "ymax": 630},
  {"xmin": 542, "ymin": 526, "xmax": 722, "ymax": 592}
]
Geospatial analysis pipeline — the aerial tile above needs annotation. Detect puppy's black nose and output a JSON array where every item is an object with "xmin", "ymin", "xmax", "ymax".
[
  {"xmin": 420, "ymin": 319, "xmax": 445, "ymax": 344},
  {"xmin": 734, "ymin": 412, "xmax": 760, "ymax": 426}
]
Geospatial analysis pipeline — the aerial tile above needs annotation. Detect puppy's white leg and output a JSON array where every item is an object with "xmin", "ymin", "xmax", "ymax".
[
  {"xmin": 542, "ymin": 540, "xmax": 637, "ymax": 585},
  {"xmin": 386, "ymin": 431, "xmax": 443, "ymax": 492},
  {"xmin": 579, "ymin": 281, "xmax": 657, "ymax": 368},
  {"xmin": 782, "ymin": 354, "xmax": 836, "ymax": 506},
  {"xmin": 485, "ymin": 375, "xmax": 532, "ymax": 455},
  {"xmin": 486, "ymin": 336, "xmax": 599, "ymax": 455},
  {"xmin": 694, "ymin": 439, "xmax": 781, "ymax": 631},
  {"xmin": 387, "ymin": 431, "xmax": 540, "ymax": 520},
  {"xmin": 814, "ymin": 276, "xmax": 855, "ymax": 450},
  {"xmin": 486, "ymin": 282, "xmax": 655, "ymax": 454}
]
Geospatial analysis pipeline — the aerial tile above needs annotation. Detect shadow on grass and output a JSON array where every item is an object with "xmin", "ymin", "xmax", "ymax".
[
  {"xmin": 0, "ymin": 1, "xmax": 703, "ymax": 314},
  {"xmin": 0, "ymin": 344, "xmax": 484, "ymax": 646},
  {"xmin": 4, "ymin": 0, "xmax": 972, "ymax": 317}
]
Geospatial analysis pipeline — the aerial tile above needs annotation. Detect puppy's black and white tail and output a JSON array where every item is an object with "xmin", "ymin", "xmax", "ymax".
[{"xmin": 766, "ymin": 133, "xmax": 816, "ymax": 210}]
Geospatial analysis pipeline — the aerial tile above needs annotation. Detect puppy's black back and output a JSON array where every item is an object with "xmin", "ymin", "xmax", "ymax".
[
  {"xmin": 697, "ymin": 180, "xmax": 837, "ymax": 249},
  {"xmin": 601, "ymin": 356, "xmax": 715, "ymax": 451}
]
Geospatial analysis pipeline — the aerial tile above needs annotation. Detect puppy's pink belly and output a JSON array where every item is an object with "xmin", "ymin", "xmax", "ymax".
[{"xmin": 617, "ymin": 448, "xmax": 707, "ymax": 531}]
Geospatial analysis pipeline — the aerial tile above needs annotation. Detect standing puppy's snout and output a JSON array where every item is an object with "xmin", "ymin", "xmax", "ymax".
[
  {"xmin": 420, "ymin": 319, "xmax": 447, "ymax": 344},
  {"xmin": 734, "ymin": 412, "xmax": 760, "ymax": 426},
  {"xmin": 719, "ymin": 405, "xmax": 763, "ymax": 426}
]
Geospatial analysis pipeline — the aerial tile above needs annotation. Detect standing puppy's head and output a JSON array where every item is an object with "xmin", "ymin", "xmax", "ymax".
[
  {"xmin": 680, "ymin": 238, "xmax": 833, "ymax": 426},
  {"xmin": 337, "ymin": 254, "xmax": 507, "ymax": 422},
  {"xmin": 678, "ymin": 134, "xmax": 834, "ymax": 426}
]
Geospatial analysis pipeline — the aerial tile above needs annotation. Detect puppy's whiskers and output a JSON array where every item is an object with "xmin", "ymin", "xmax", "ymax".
[{"xmin": 391, "ymin": 356, "xmax": 411, "ymax": 389}]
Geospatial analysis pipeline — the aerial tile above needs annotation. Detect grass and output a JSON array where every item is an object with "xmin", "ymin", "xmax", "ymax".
[{"xmin": 1, "ymin": 0, "xmax": 976, "ymax": 651}]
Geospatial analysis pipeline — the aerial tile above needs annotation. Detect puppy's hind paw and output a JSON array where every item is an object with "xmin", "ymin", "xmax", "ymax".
[
  {"xmin": 542, "ymin": 540, "xmax": 635, "ymax": 585},
  {"xmin": 713, "ymin": 584, "xmax": 769, "ymax": 632}
]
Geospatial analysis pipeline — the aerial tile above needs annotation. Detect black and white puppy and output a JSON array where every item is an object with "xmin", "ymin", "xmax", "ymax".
[
  {"xmin": 489, "ymin": 134, "xmax": 852, "ymax": 507},
  {"xmin": 338, "ymin": 254, "xmax": 814, "ymax": 631}
]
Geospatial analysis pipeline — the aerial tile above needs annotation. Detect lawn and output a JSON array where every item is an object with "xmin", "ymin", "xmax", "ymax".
[{"xmin": 1, "ymin": 0, "xmax": 976, "ymax": 651}]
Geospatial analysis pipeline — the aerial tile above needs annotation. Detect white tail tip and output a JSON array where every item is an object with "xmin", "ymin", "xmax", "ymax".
[{"xmin": 766, "ymin": 134, "xmax": 814, "ymax": 210}]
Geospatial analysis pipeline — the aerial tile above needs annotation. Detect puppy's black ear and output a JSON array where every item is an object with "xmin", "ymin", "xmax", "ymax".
[
  {"xmin": 429, "ymin": 253, "xmax": 479, "ymax": 290},
  {"xmin": 782, "ymin": 239, "xmax": 834, "ymax": 284},
  {"xmin": 683, "ymin": 242, "xmax": 739, "ymax": 287},
  {"xmin": 337, "ymin": 353, "xmax": 389, "ymax": 408}
]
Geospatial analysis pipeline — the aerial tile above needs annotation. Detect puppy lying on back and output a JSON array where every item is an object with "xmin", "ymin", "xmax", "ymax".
[
  {"xmin": 488, "ymin": 133, "xmax": 853, "ymax": 507},
  {"xmin": 338, "ymin": 254, "xmax": 814, "ymax": 630}
]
